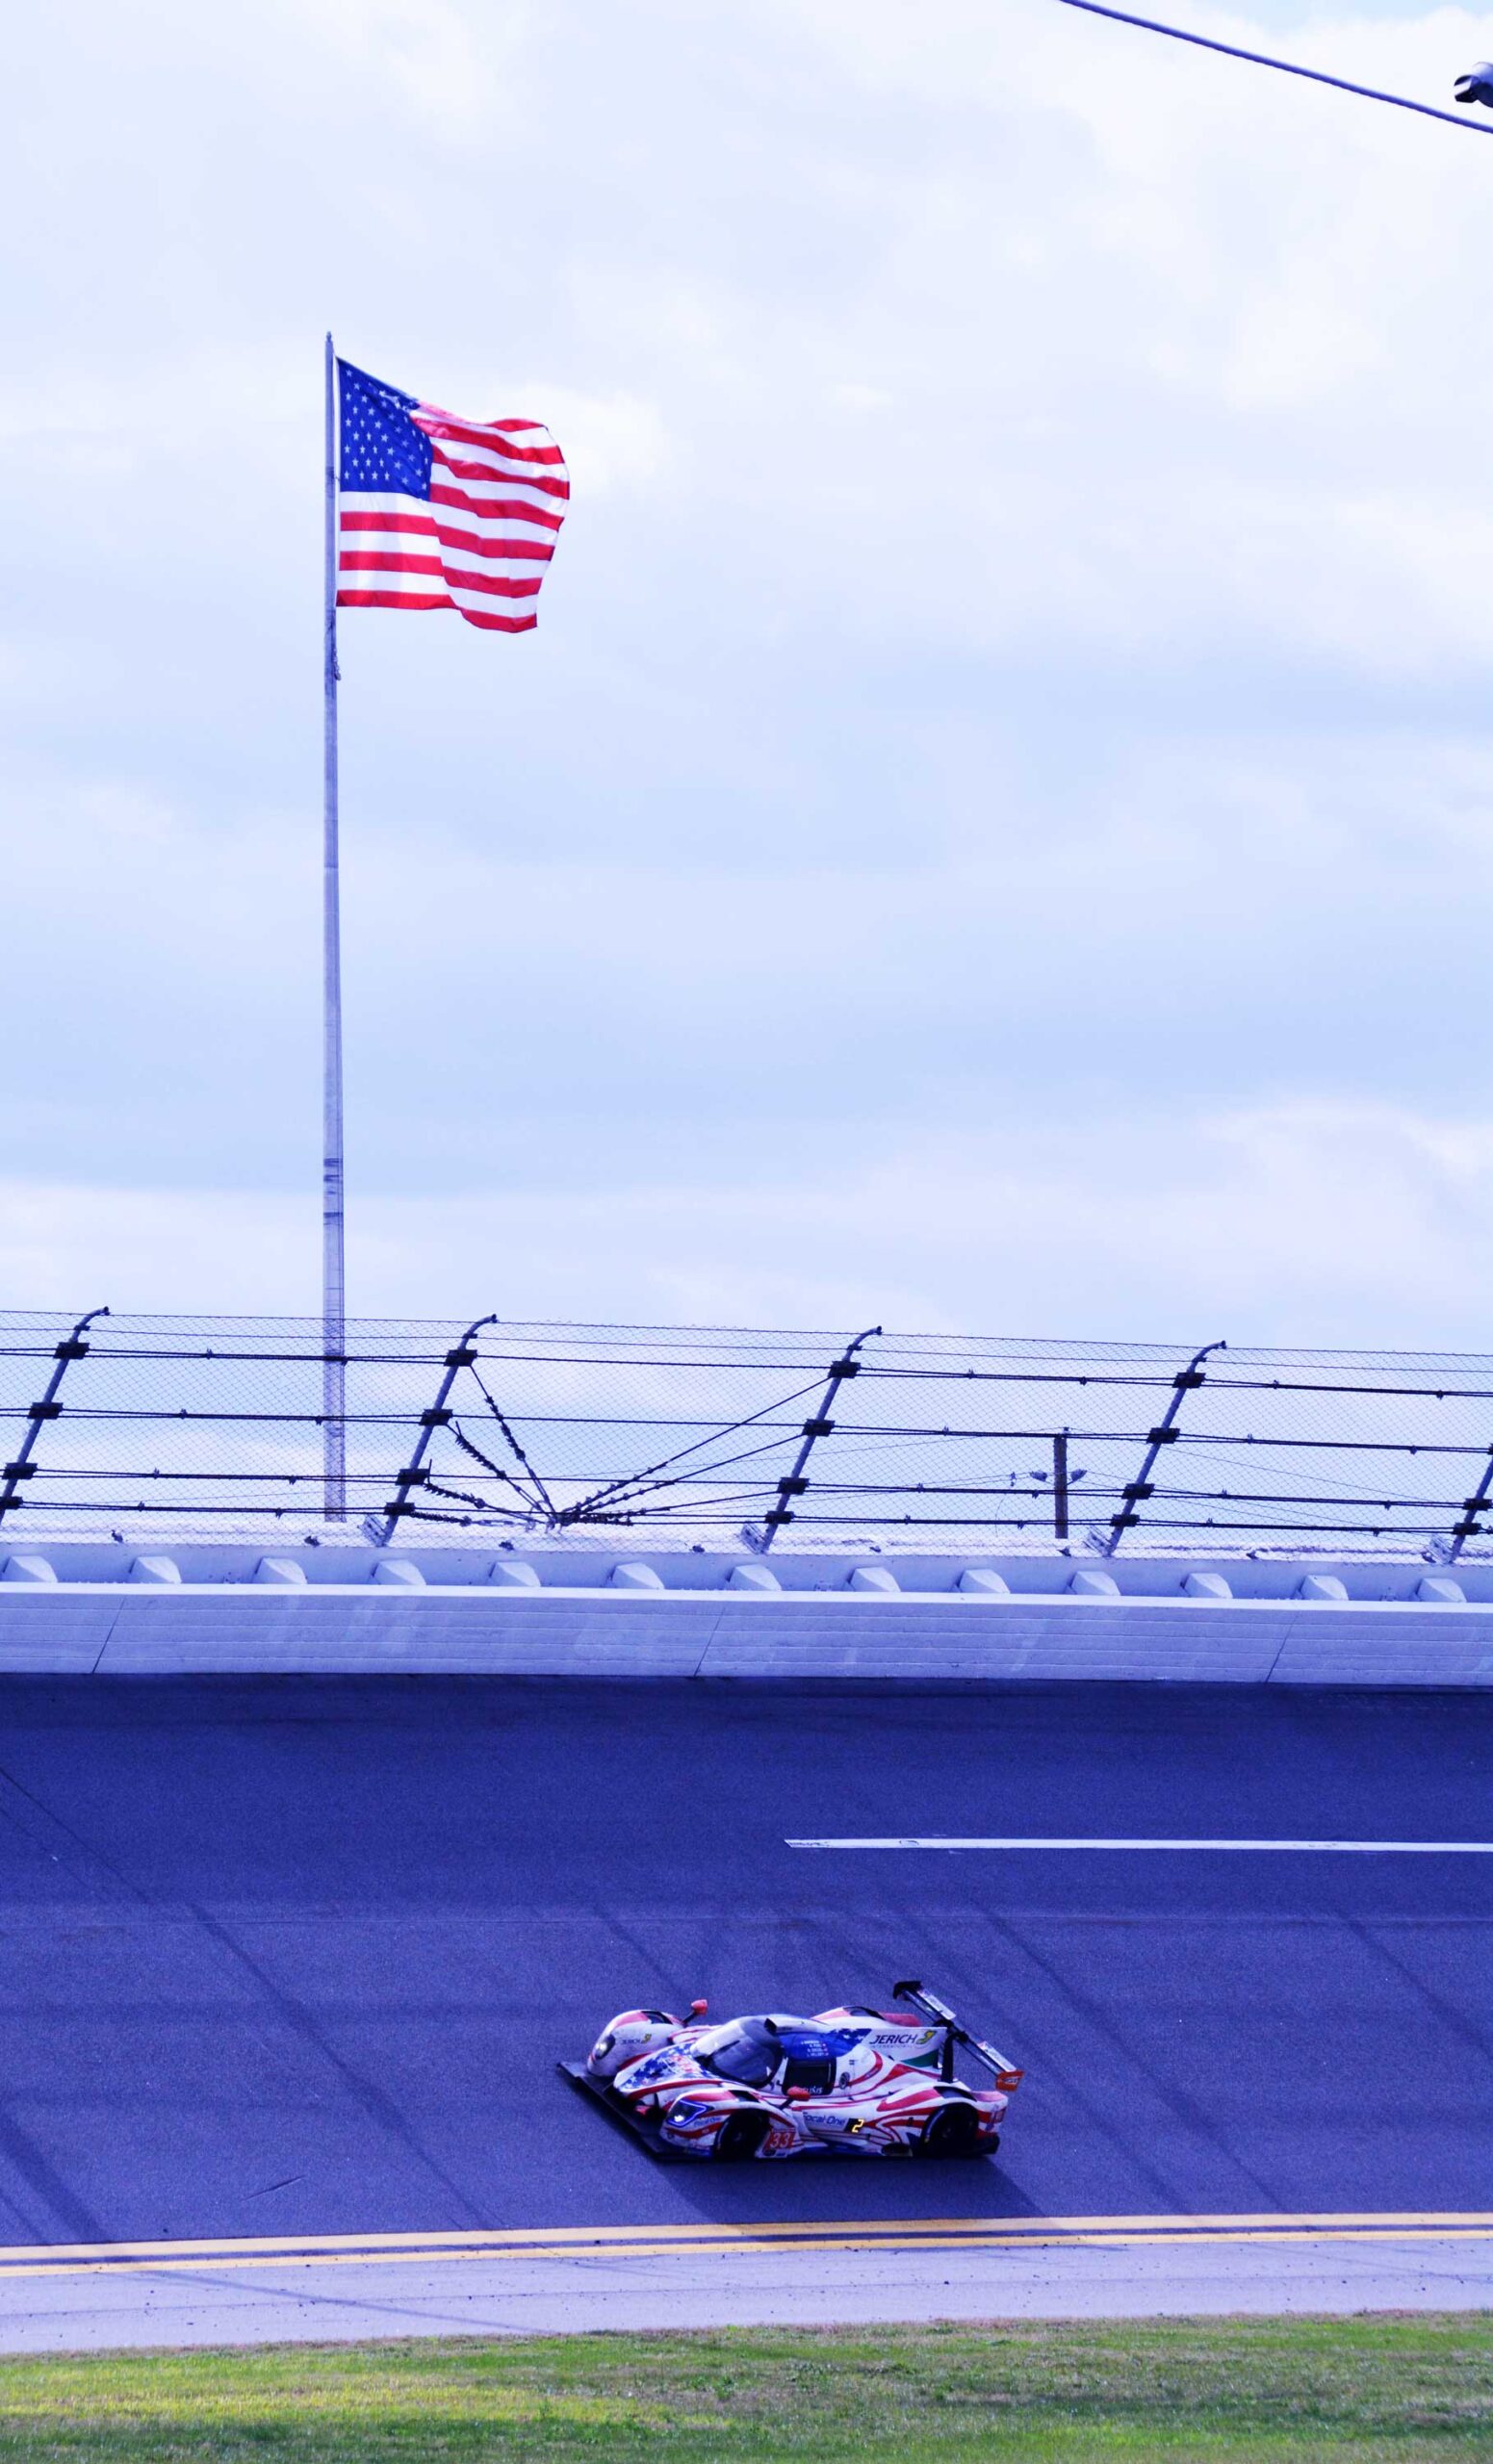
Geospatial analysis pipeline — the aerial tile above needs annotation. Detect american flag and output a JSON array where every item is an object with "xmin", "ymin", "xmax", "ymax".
[{"xmin": 335, "ymin": 358, "xmax": 568, "ymax": 634}]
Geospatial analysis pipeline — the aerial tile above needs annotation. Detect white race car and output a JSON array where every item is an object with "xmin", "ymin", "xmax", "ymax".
[{"xmin": 562, "ymin": 1980, "xmax": 1022, "ymax": 2160}]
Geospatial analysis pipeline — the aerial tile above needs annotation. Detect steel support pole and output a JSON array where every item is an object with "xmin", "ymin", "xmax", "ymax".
[
  {"xmin": 0, "ymin": 1307, "xmax": 109, "ymax": 1531},
  {"xmin": 1446, "ymin": 1449, "xmax": 1493, "ymax": 1560},
  {"xmin": 758, "ymin": 1325, "xmax": 881, "ymax": 1552},
  {"xmin": 1102, "ymin": 1337, "xmax": 1225, "ymax": 1554},
  {"xmin": 322, "ymin": 332, "xmax": 347, "ymax": 1521},
  {"xmin": 373, "ymin": 1314, "xmax": 501, "ymax": 1546}
]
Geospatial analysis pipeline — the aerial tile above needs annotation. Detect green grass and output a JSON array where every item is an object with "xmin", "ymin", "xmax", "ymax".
[{"xmin": 0, "ymin": 2315, "xmax": 1488, "ymax": 2461}]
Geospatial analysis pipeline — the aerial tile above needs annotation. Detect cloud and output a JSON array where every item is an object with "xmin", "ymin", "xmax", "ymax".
[
  {"xmin": 517, "ymin": 389, "xmax": 671, "ymax": 495},
  {"xmin": 301, "ymin": 0, "xmax": 518, "ymax": 130},
  {"xmin": 4, "ymin": 0, "xmax": 1493, "ymax": 1344},
  {"xmin": 7, "ymin": 1096, "xmax": 1492, "ymax": 1349}
]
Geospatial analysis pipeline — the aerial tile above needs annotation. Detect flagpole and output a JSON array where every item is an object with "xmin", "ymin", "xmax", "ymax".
[{"xmin": 322, "ymin": 331, "xmax": 347, "ymax": 1520}]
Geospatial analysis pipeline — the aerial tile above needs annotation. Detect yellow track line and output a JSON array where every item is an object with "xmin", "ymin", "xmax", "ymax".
[
  {"xmin": 0, "ymin": 2222, "xmax": 1487, "ymax": 2284},
  {"xmin": 0, "ymin": 2212, "xmax": 1485, "ymax": 2266}
]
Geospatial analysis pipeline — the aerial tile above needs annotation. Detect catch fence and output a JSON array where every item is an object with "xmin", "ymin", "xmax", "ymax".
[{"xmin": 4, "ymin": 1310, "xmax": 1493, "ymax": 1562}]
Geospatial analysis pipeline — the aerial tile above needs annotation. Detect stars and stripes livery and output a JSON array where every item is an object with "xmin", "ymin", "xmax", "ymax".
[
  {"xmin": 335, "ymin": 358, "xmax": 568, "ymax": 634},
  {"xmin": 571, "ymin": 1989, "xmax": 1021, "ymax": 2162}
]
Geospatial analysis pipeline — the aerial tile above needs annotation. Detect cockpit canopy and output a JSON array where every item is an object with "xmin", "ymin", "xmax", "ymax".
[
  {"xmin": 694, "ymin": 2016, "xmax": 863, "ymax": 2092},
  {"xmin": 693, "ymin": 2017, "xmax": 800, "ymax": 2085}
]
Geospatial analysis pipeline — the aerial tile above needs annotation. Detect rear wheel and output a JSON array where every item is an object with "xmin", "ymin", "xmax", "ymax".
[
  {"xmin": 918, "ymin": 2102, "xmax": 982, "ymax": 2158},
  {"xmin": 713, "ymin": 2110, "xmax": 771, "ymax": 2162}
]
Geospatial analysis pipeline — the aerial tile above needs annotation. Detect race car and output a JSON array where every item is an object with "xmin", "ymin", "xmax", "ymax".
[{"xmin": 560, "ymin": 1980, "xmax": 1022, "ymax": 2160}]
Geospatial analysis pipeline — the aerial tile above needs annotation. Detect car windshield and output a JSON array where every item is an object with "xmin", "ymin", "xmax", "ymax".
[{"xmin": 694, "ymin": 2021, "xmax": 781, "ymax": 2086}]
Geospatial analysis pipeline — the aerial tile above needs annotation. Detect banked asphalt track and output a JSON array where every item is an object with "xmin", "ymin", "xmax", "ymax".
[{"xmin": 0, "ymin": 1677, "xmax": 1485, "ymax": 2251}]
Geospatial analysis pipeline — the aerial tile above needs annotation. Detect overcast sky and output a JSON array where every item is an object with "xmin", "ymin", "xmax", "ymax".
[{"xmin": 5, "ymin": 0, "xmax": 1493, "ymax": 1346}]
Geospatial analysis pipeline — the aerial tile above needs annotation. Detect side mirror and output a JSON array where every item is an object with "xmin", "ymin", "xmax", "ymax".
[
  {"xmin": 785, "ymin": 2086, "xmax": 811, "ymax": 2104},
  {"xmin": 689, "ymin": 1998, "xmax": 708, "ymax": 2016}
]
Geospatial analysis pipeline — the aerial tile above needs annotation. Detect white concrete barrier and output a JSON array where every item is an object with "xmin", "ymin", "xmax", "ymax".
[{"xmin": 0, "ymin": 1553, "xmax": 1489, "ymax": 1681}]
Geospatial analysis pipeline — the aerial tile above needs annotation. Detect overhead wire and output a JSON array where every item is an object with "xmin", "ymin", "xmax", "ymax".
[{"xmin": 1047, "ymin": 0, "xmax": 1493, "ymax": 137}]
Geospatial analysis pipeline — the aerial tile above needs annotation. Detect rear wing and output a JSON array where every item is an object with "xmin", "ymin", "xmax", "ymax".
[{"xmin": 893, "ymin": 1978, "xmax": 1023, "ymax": 2092}]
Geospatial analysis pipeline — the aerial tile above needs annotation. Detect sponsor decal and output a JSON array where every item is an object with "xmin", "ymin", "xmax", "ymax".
[{"xmin": 629, "ymin": 2050, "xmax": 688, "ymax": 2084}]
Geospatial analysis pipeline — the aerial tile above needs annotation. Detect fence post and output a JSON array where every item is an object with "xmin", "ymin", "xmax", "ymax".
[
  {"xmin": 1053, "ymin": 1431, "xmax": 1069, "ymax": 1540},
  {"xmin": 755, "ymin": 1325, "xmax": 881, "ymax": 1553},
  {"xmin": 1101, "ymin": 1338, "xmax": 1225, "ymax": 1556},
  {"xmin": 370, "ymin": 1313, "xmax": 500, "ymax": 1547},
  {"xmin": 0, "ymin": 1306, "xmax": 110, "ymax": 1535},
  {"xmin": 1443, "ymin": 1448, "xmax": 1493, "ymax": 1561}
]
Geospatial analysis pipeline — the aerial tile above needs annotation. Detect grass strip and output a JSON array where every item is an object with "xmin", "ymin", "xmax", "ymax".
[{"xmin": 0, "ymin": 2313, "xmax": 1487, "ymax": 2460}]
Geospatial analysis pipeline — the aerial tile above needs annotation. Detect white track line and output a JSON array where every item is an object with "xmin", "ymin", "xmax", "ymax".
[{"xmin": 785, "ymin": 1836, "xmax": 1493, "ymax": 1851}]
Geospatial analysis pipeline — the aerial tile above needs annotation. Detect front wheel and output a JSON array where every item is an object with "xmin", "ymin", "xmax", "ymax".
[
  {"xmin": 713, "ymin": 2110, "xmax": 771, "ymax": 2162},
  {"xmin": 917, "ymin": 2102, "xmax": 983, "ymax": 2158}
]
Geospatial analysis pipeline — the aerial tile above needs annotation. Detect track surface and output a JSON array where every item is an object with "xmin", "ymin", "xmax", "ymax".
[{"xmin": 0, "ymin": 1678, "xmax": 1484, "ymax": 2245}]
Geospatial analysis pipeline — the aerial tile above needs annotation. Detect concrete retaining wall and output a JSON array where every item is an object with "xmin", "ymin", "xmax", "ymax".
[{"xmin": 1, "ymin": 1573, "xmax": 1490, "ymax": 1682}]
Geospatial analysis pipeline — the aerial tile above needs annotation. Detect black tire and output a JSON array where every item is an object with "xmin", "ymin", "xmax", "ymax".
[
  {"xmin": 917, "ymin": 2102, "xmax": 983, "ymax": 2159},
  {"xmin": 713, "ymin": 2110, "xmax": 771, "ymax": 2162}
]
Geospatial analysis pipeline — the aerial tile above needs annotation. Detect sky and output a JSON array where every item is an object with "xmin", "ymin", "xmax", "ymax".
[{"xmin": 5, "ymin": 0, "xmax": 1493, "ymax": 1348}]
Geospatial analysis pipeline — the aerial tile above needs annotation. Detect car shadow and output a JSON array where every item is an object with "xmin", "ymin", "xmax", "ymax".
[{"xmin": 556, "ymin": 2068, "xmax": 1044, "ymax": 2221}]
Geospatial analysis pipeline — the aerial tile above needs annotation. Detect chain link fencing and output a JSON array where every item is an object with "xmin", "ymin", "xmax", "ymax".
[{"xmin": 3, "ymin": 1309, "xmax": 1493, "ymax": 1561}]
